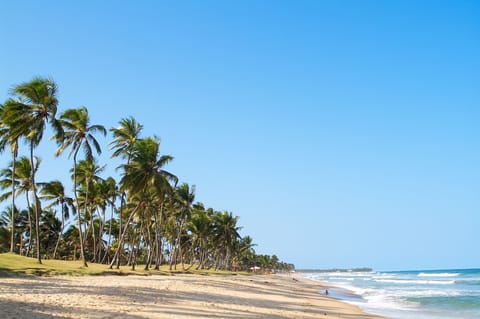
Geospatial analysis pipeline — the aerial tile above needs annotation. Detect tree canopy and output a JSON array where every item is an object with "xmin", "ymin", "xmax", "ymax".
[{"xmin": 0, "ymin": 77, "xmax": 294, "ymax": 273}]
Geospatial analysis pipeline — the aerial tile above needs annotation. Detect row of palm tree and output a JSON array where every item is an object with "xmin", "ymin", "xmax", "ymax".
[{"xmin": 0, "ymin": 76, "xmax": 294, "ymax": 272}]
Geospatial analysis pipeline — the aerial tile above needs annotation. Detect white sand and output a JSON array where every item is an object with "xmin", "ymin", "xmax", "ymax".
[{"xmin": 0, "ymin": 273, "xmax": 385, "ymax": 318}]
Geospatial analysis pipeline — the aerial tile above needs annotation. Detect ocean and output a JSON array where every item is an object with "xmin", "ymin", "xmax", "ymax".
[{"xmin": 302, "ymin": 268, "xmax": 480, "ymax": 319}]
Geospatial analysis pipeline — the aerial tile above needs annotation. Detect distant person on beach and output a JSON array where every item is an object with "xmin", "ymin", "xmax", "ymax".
[{"xmin": 325, "ymin": 289, "xmax": 329, "ymax": 295}]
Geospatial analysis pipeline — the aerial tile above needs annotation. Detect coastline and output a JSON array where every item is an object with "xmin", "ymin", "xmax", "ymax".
[
  {"xmin": 0, "ymin": 273, "xmax": 386, "ymax": 318},
  {"xmin": 291, "ymin": 274, "xmax": 387, "ymax": 318},
  {"xmin": 301, "ymin": 268, "xmax": 480, "ymax": 319}
]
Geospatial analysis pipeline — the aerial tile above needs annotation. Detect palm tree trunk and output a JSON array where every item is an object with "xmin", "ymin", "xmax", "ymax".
[
  {"xmin": 156, "ymin": 195, "xmax": 168, "ymax": 270},
  {"xmin": 201, "ymin": 246, "xmax": 208, "ymax": 270},
  {"xmin": 109, "ymin": 203, "xmax": 140, "ymax": 269},
  {"xmin": 30, "ymin": 144, "xmax": 42, "ymax": 264},
  {"xmin": 184, "ymin": 245, "xmax": 194, "ymax": 271},
  {"xmin": 19, "ymin": 234, "xmax": 23, "ymax": 256},
  {"xmin": 126, "ymin": 235, "xmax": 134, "ymax": 266},
  {"xmin": 102, "ymin": 199, "xmax": 115, "ymax": 263},
  {"xmin": 144, "ymin": 246, "xmax": 152, "ymax": 271},
  {"xmin": 10, "ymin": 147, "xmax": 17, "ymax": 253},
  {"xmin": 153, "ymin": 205, "xmax": 161, "ymax": 270},
  {"xmin": 73, "ymin": 150, "xmax": 87, "ymax": 267},
  {"xmin": 170, "ymin": 218, "xmax": 182, "ymax": 271},
  {"xmin": 97, "ymin": 208, "xmax": 105, "ymax": 263},
  {"xmin": 116, "ymin": 192, "xmax": 125, "ymax": 269},
  {"xmin": 52, "ymin": 206, "xmax": 65, "ymax": 259},
  {"xmin": 201, "ymin": 243, "xmax": 208, "ymax": 269},
  {"xmin": 90, "ymin": 212, "xmax": 97, "ymax": 262},
  {"xmin": 25, "ymin": 192, "xmax": 32, "ymax": 257},
  {"xmin": 130, "ymin": 230, "xmax": 137, "ymax": 271},
  {"xmin": 143, "ymin": 217, "xmax": 153, "ymax": 270},
  {"xmin": 177, "ymin": 216, "xmax": 187, "ymax": 270},
  {"xmin": 169, "ymin": 231, "xmax": 177, "ymax": 270},
  {"xmin": 84, "ymin": 180, "xmax": 96, "ymax": 262},
  {"xmin": 180, "ymin": 244, "xmax": 187, "ymax": 271}
]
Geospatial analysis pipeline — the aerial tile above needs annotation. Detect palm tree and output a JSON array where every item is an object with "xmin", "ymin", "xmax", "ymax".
[
  {"xmin": 87, "ymin": 176, "xmax": 115, "ymax": 262},
  {"xmin": 109, "ymin": 137, "xmax": 177, "ymax": 268},
  {"xmin": 188, "ymin": 205, "xmax": 214, "ymax": 269},
  {"xmin": 92, "ymin": 177, "xmax": 117, "ymax": 263},
  {"xmin": 94, "ymin": 176, "xmax": 119, "ymax": 263},
  {"xmin": 40, "ymin": 180, "xmax": 74, "ymax": 259},
  {"xmin": 74, "ymin": 159, "xmax": 104, "ymax": 263},
  {"xmin": 0, "ymin": 156, "xmax": 40, "ymax": 256},
  {"xmin": 126, "ymin": 188, "xmax": 159, "ymax": 270},
  {"xmin": 213, "ymin": 211, "xmax": 241, "ymax": 270},
  {"xmin": 170, "ymin": 183, "xmax": 195, "ymax": 270},
  {"xmin": 235, "ymin": 235, "xmax": 256, "ymax": 271},
  {"xmin": 110, "ymin": 116, "xmax": 144, "ymax": 161},
  {"xmin": 0, "ymin": 206, "xmax": 26, "ymax": 253},
  {"xmin": 109, "ymin": 116, "xmax": 143, "ymax": 268},
  {"xmin": 0, "ymin": 102, "xmax": 20, "ymax": 253},
  {"xmin": 39, "ymin": 209, "xmax": 62, "ymax": 257},
  {"xmin": 62, "ymin": 225, "xmax": 80, "ymax": 260},
  {"xmin": 2, "ymin": 77, "xmax": 60, "ymax": 263},
  {"xmin": 54, "ymin": 106, "xmax": 106, "ymax": 267}
]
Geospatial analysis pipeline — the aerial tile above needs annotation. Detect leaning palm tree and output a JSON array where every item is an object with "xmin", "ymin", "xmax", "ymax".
[
  {"xmin": 54, "ymin": 106, "xmax": 106, "ymax": 267},
  {"xmin": 109, "ymin": 137, "xmax": 177, "ymax": 269},
  {"xmin": 40, "ymin": 180, "xmax": 74, "ymax": 259},
  {"xmin": 2, "ymin": 77, "xmax": 60, "ymax": 263}
]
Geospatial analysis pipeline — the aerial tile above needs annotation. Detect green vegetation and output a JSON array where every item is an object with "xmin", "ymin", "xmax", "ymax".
[
  {"xmin": 0, "ymin": 252, "xmax": 122, "ymax": 276},
  {"xmin": 0, "ymin": 252, "xmax": 253, "ymax": 277},
  {"xmin": 0, "ymin": 77, "xmax": 294, "ymax": 275}
]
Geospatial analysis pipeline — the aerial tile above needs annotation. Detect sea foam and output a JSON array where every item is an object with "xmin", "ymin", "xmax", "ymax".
[
  {"xmin": 375, "ymin": 279, "xmax": 455, "ymax": 285},
  {"xmin": 418, "ymin": 272, "xmax": 460, "ymax": 277},
  {"xmin": 302, "ymin": 268, "xmax": 480, "ymax": 319}
]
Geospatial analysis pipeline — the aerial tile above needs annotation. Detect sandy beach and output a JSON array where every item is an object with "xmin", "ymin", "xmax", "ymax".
[{"xmin": 0, "ymin": 273, "xmax": 384, "ymax": 319}]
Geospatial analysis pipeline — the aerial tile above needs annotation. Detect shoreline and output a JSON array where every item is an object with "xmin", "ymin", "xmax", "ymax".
[
  {"xmin": 0, "ymin": 272, "xmax": 385, "ymax": 318},
  {"xmin": 294, "ymin": 273, "xmax": 385, "ymax": 317},
  {"xmin": 291, "ymin": 273, "xmax": 387, "ymax": 318}
]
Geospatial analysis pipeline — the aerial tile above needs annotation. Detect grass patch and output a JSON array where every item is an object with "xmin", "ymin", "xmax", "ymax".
[
  {"xmin": 0, "ymin": 253, "xmax": 145, "ymax": 276},
  {"xmin": 0, "ymin": 253, "xmax": 252, "ymax": 277}
]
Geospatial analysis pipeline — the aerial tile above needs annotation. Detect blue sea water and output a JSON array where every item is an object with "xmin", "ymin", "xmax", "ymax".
[{"xmin": 302, "ymin": 268, "xmax": 480, "ymax": 319}]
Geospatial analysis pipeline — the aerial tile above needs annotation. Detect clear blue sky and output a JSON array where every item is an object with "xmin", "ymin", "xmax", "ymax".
[{"xmin": 1, "ymin": 1, "xmax": 479, "ymax": 271}]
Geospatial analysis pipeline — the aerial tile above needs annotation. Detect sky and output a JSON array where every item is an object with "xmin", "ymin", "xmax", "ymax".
[{"xmin": 1, "ymin": 1, "xmax": 479, "ymax": 271}]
